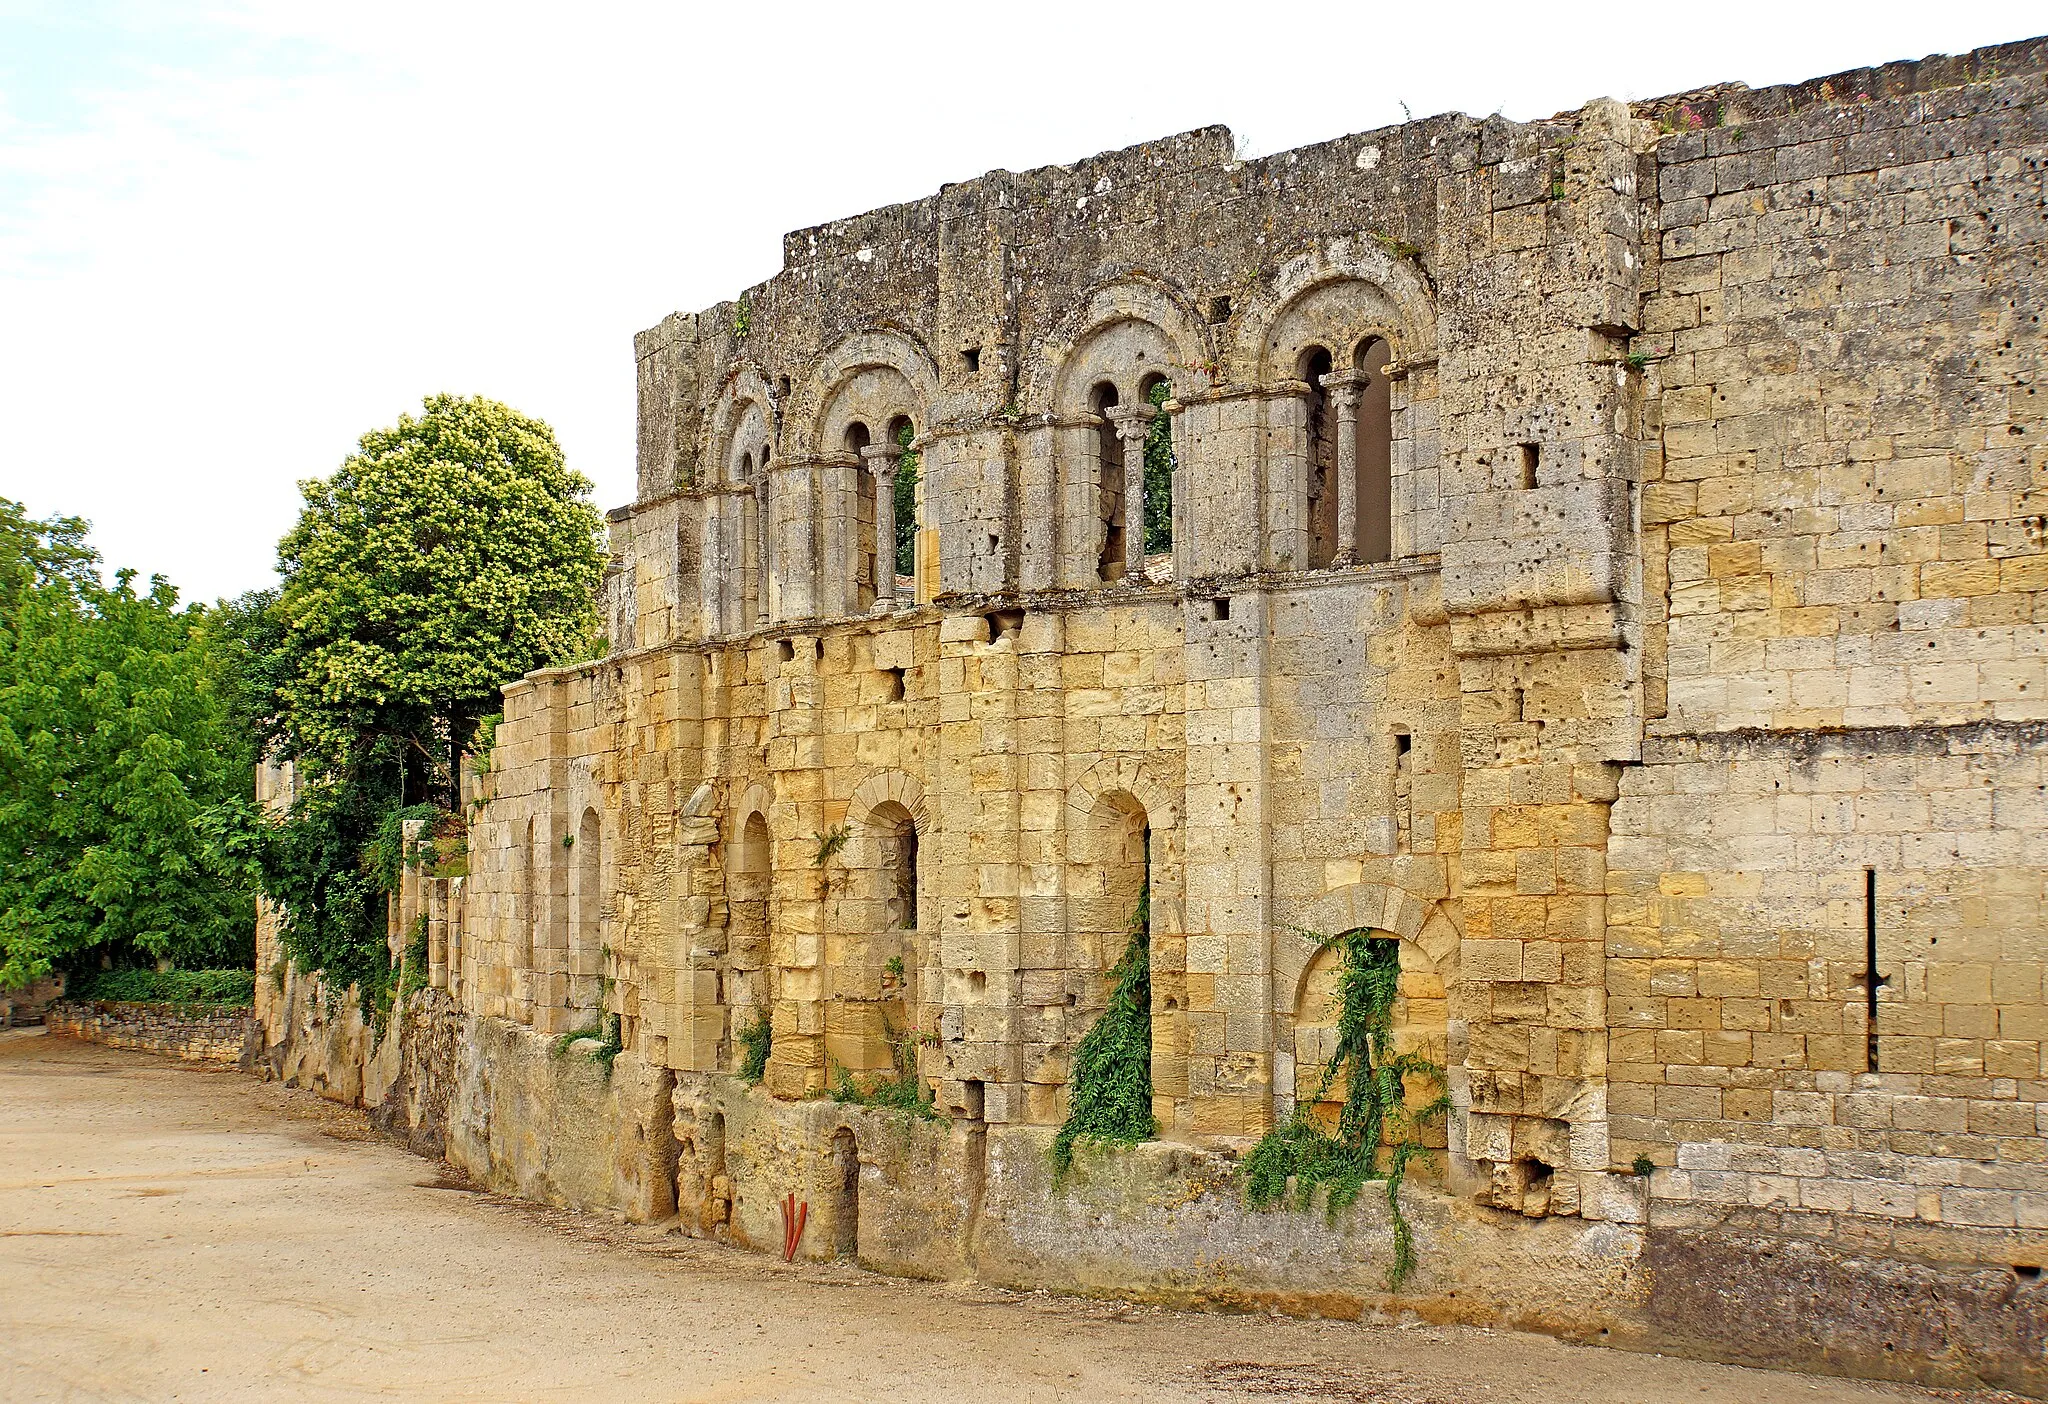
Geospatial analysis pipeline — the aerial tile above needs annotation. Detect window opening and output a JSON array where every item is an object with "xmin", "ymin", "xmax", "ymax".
[
  {"xmin": 1207, "ymin": 596, "xmax": 1231, "ymax": 622},
  {"xmin": 1355, "ymin": 339, "xmax": 1393, "ymax": 563},
  {"xmin": 1394, "ymin": 730, "xmax": 1413, "ymax": 854},
  {"xmin": 1302, "ymin": 347, "xmax": 1337, "ymax": 567},
  {"xmin": 1518, "ymin": 442, "xmax": 1540, "ymax": 491},
  {"xmin": 880, "ymin": 666, "xmax": 905, "ymax": 703},
  {"xmin": 891, "ymin": 417, "xmax": 918, "ymax": 587},
  {"xmin": 1207, "ymin": 295, "xmax": 1232, "ymax": 323},
  {"xmin": 1141, "ymin": 375, "xmax": 1174, "ymax": 554},
  {"xmin": 1863, "ymin": 867, "xmax": 1889, "ymax": 1072},
  {"xmin": 961, "ymin": 346, "xmax": 982, "ymax": 374},
  {"xmin": 1092, "ymin": 382, "xmax": 1124, "ymax": 582}
]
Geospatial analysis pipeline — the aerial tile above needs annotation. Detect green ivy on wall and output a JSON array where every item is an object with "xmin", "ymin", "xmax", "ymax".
[
  {"xmin": 1241, "ymin": 929, "xmax": 1449, "ymax": 1288},
  {"xmin": 1051, "ymin": 885, "xmax": 1156, "ymax": 1177}
]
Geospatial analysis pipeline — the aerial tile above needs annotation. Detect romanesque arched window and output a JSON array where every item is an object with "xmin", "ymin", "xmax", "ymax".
[{"xmin": 883, "ymin": 415, "xmax": 917, "ymax": 605}]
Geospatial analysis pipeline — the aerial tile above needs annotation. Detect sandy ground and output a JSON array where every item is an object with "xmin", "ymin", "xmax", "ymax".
[{"xmin": 0, "ymin": 1030, "xmax": 2027, "ymax": 1404}]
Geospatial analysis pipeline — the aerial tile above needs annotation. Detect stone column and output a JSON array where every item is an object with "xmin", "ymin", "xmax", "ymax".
[
  {"xmin": 752, "ymin": 467, "xmax": 772, "ymax": 626},
  {"xmin": 1320, "ymin": 370, "xmax": 1364, "ymax": 566},
  {"xmin": 861, "ymin": 442, "xmax": 902, "ymax": 611},
  {"xmin": 1106, "ymin": 403, "xmax": 1157, "ymax": 581}
]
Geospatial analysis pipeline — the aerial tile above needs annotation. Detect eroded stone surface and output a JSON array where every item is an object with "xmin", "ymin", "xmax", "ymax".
[{"xmin": 257, "ymin": 35, "xmax": 2048, "ymax": 1395}]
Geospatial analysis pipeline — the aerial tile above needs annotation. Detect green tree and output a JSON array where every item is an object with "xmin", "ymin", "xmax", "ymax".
[
  {"xmin": 0, "ymin": 497, "xmax": 99, "ymax": 620},
  {"xmin": 1143, "ymin": 380, "xmax": 1174, "ymax": 554},
  {"xmin": 0, "ymin": 508, "xmax": 255, "ymax": 986},
  {"xmin": 257, "ymin": 394, "xmax": 606, "ymax": 803},
  {"xmin": 217, "ymin": 394, "xmax": 605, "ymax": 1003}
]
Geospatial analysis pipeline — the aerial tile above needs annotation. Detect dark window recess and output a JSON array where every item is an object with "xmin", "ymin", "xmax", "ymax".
[
  {"xmin": 776, "ymin": 375, "xmax": 792, "ymax": 400},
  {"xmin": 963, "ymin": 1079, "xmax": 986, "ymax": 1120},
  {"xmin": 774, "ymin": 639, "xmax": 795, "ymax": 664},
  {"xmin": 1206, "ymin": 596, "xmax": 1231, "ymax": 622},
  {"xmin": 1864, "ymin": 867, "xmax": 1890, "ymax": 1072},
  {"xmin": 1207, "ymin": 295, "xmax": 1232, "ymax": 323},
  {"xmin": 1519, "ymin": 443, "xmax": 1540, "ymax": 490},
  {"xmin": 962, "ymin": 346, "xmax": 982, "ymax": 373},
  {"xmin": 987, "ymin": 608, "xmax": 1025, "ymax": 643},
  {"xmin": 881, "ymin": 666, "xmax": 905, "ymax": 703}
]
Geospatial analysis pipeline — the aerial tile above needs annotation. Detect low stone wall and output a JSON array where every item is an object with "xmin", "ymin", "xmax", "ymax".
[
  {"xmin": 49, "ymin": 1000, "xmax": 256, "ymax": 1065},
  {"xmin": 260, "ymin": 995, "xmax": 2048, "ymax": 1398}
]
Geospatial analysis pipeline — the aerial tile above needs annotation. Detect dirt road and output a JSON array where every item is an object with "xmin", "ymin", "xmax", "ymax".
[{"xmin": 0, "ymin": 1030, "xmax": 2021, "ymax": 1403}]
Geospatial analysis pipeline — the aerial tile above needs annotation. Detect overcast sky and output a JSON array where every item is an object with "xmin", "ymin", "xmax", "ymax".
[{"xmin": 2, "ymin": 2, "xmax": 2041, "ymax": 603}]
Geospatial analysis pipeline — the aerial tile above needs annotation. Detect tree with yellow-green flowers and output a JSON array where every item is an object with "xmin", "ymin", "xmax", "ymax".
[{"xmin": 207, "ymin": 395, "xmax": 606, "ymax": 1007}]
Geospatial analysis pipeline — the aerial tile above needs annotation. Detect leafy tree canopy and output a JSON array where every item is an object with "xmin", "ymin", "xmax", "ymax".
[
  {"xmin": 0, "ymin": 497, "xmax": 99, "ymax": 619},
  {"xmin": 0, "ymin": 504, "xmax": 254, "ymax": 985},
  {"xmin": 217, "ymin": 394, "xmax": 606, "ymax": 1003},
  {"xmin": 258, "ymin": 394, "xmax": 606, "ymax": 787}
]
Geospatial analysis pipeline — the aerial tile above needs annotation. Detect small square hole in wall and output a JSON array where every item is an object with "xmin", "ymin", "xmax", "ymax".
[
  {"xmin": 776, "ymin": 375, "xmax": 791, "ymax": 400},
  {"xmin": 880, "ymin": 666, "xmax": 905, "ymax": 703},
  {"xmin": 1518, "ymin": 443, "xmax": 1540, "ymax": 490},
  {"xmin": 968, "ymin": 970, "xmax": 987, "ymax": 996},
  {"xmin": 962, "ymin": 346, "xmax": 982, "ymax": 374},
  {"xmin": 1206, "ymin": 596, "xmax": 1231, "ymax": 622},
  {"xmin": 774, "ymin": 639, "xmax": 794, "ymax": 664},
  {"xmin": 1207, "ymin": 295, "xmax": 1232, "ymax": 323},
  {"xmin": 987, "ymin": 608, "xmax": 1025, "ymax": 643}
]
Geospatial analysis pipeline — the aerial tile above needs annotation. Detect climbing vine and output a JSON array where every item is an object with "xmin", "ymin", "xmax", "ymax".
[
  {"xmin": 1241, "ymin": 929, "xmax": 1449, "ymax": 1289},
  {"xmin": 1051, "ymin": 885, "xmax": 1155, "ymax": 1177},
  {"xmin": 736, "ymin": 1008, "xmax": 773, "ymax": 1082}
]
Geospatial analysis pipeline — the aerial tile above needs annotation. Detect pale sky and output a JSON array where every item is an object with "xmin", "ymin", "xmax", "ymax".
[{"xmin": 3, "ymin": 1, "xmax": 2041, "ymax": 603}]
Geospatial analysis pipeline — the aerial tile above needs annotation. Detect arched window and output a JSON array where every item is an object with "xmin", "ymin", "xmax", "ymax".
[
  {"xmin": 1138, "ymin": 374, "xmax": 1174, "ymax": 556},
  {"xmin": 572, "ymin": 807, "xmax": 602, "ymax": 1015},
  {"xmin": 868, "ymin": 800, "xmax": 918, "ymax": 932},
  {"xmin": 1091, "ymin": 382, "xmax": 1124, "ymax": 582},
  {"xmin": 1354, "ymin": 338, "xmax": 1393, "ymax": 564},
  {"xmin": 728, "ymin": 811, "xmax": 771, "ymax": 1023},
  {"xmin": 1300, "ymin": 347, "xmax": 1337, "ymax": 568}
]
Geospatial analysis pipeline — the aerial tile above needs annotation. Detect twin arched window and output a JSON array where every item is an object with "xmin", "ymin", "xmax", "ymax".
[{"xmin": 1298, "ymin": 336, "xmax": 1393, "ymax": 569}]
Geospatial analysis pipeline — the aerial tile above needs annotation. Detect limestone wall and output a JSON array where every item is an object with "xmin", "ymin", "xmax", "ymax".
[
  {"xmin": 256, "ymin": 33, "xmax": 2048, "ymax": 1395},
  {"xmin": 49, "ymin": 1000, "xmax": 255, "ymax": 1065}
]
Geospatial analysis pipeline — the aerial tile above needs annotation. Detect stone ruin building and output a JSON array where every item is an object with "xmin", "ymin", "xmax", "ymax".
[{"xmin": 260, "ymin": 36, "xmax": 2048, "ymax": 1394}]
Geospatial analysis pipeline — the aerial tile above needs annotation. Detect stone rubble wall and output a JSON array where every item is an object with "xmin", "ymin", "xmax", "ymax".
[{"xmin": 48, "ymin": 1000, "xmax": 256, "ymax": 1065}]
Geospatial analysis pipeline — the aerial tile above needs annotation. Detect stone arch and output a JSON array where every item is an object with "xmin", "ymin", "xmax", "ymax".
[
  {"xmin": 1234, "ymin": 238, "xmax": 1437, "ymax": 377},
  {"xmin": 794, "ymin": 332, "xmax": 939, "ymax": 615},
  {"xmin": 1286, "ymin": 916, "xmax": 1455, "ymax": 1164},
  {"xmin": 1236, "ymin": 245, "xmax": 1438, "ymax": 571},
  {"xmin": 723, "ymin": 781, "xmax": 773, "ymax": 1021},
  {"xmin": 845, "ymin": 768, "xmax": 929, "ymax": 835},
  {"xmin": 1025, "ymin": 275, "xmax": 1212, "ymax": 415},
  {"xmin": 793, "ymin": 331, "xmax": 940, "ymax": 457},
  {"xmin": 829, "ymin": 769, "xmax": 930, "ymax": 1075},
  {"xmin": 1273, "ymin": 881, "xmax": 1452, "ymax": 1011},
  {"xmin": 704, "ymin": 366, "xmax": 778, "ymax": 489},
  {"xmin": 1063, "ymin": 756, "xmax": 1188, "ymax": 1131}
]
